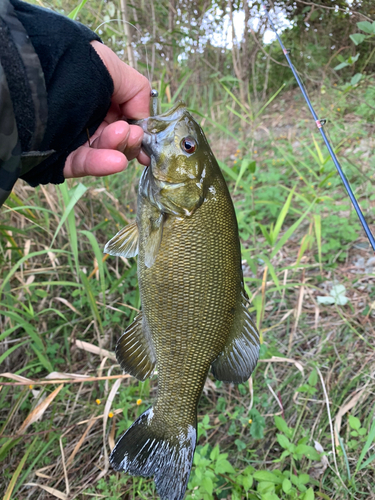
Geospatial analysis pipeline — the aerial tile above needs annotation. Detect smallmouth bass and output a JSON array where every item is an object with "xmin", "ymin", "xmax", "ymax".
[{"xmin": 105, "ymin": 102, "xmax": 260, "ymax": 500}]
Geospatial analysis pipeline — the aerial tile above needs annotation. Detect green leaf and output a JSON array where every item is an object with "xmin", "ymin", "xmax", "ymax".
[
  {"xmin": 215, "ymin": 458, "xmax": 235, "ymax": 474},
  {"xmin": 56, "ymin": 183, "xmax": 86, "ymax": 280},
  {"xmin": 68, "ymin": 0, "xmax": 89, "ymax": 19},
  {"xmin": 171, "ymin": 71, "xmax": 193, "ymax": 103},
  {"xmin": 1, "ymin": 311, "xmax": 43, "ymax": 349},
  {"xmin": 79, "ymin": 271, "xmax": 103, "ymax": 333},
  {"xmin": 277, "ymin": 433, "xmax": 291, "ymax": 450},
  {"xmin": 273, "ymin": 449, "xmax": 291, "ymax": 462},
  {"xmin": 316, "ymin": 295, "xmax": 335, "ymax": 305},
  {"xmin": 289, "ymin": 474, "xmax": 298, "ymax": 486},
  {"xmin": 350, "ymin": 73, "xmax": 363, "ymax": 85},
  {"xmin": 298, "ymin": 474, "xmax": 310, "ymax": 484},
  {"xmin": 235, "ymin": 439, "xmax": 247, "ymax": 451},
  {"xmin": 201, "ymin": 476, "xmax": 213, "ymax": 495},
  {"xmin": 0, "ymin": 340, "xmax": 28, "ymax": 366},
  {"xmin": 52, "ymin": 183, "xmax": 86, "ymax": 247},
  {"xmin": 0, "ymin": 250, "xmax": 65, "ymax": 296},
  {"xmin": 30, "ymin": 344, "xmax": 54, "ymax": 372},
  {"xmin": 218, "ymin": 160, "xmax": 237, "ymax": 181},
  {"xmin": 334, "ymin": 61, "xmax": 349, "ymax": 70},
  {"xmin": 357, "ymin": 417, "xmax": 375, "ymax": 471},
  {"xmin": 259, "ymin": 254, "xmax": 281, "ymax": 294},
  {"xmin": 294, "ymin": 444, "xmax": 321, "ymax": 460},
  {"xmin": 243, "ymin": 474, "xmax": 253, "ymax": 491},
  {"xmin": 195, "ymin": 466, "xmax": 203, "ymax": 479},
  {"xmin": 317, "ymin": 284, "xmax": 348, "ymax": 306},
  {"xmin": 249, "ymin": 409, "xmax": 265, "ymax": 439},
  {"xmin": 311, "ymin": 135, "xmax": 325, "ymax": 165},
  {"xmin": 274, "ymin": 416, "xmax": 293, "ymax": 438},
  {"xmin": 81, "ymin": 229, "xmax": 107, "ymax": 308},
  {"xmin": 234, "ymin": 158, "xmax": 256, "ymax": 191},
  {"xmin": 106, "ymin": 1, "xmax": 116, "ymax": 17},
  {"xmin": 220, "ymin": 83, "xmax": 250, "ymax": 117},
  {"xmin": 273, "ymin": 186, "xmax": 296, "ymax": 243},
  {"xmin": 348, "ymin": 53, "xmax": 360, "ymax": 64},
  {"xmin": 3, "ymin": 437, "xmax": 37, "ymax": 500},
  {"xmin": 253, "ymin": 471, "xmax": 283, "ymax": 484},
  {"xmin": 358, "ymin": 452, "xmax": 375, "ymax": 470},
  {"xmin": 256, "ymin": 481, "xmax": 276, "ymax": 495},
  {"xmin": 349, "ymin": 415, "xmax": 361, "ymax": 430},
  {"xmin": 350, "ymin": 34, "xmax": 366, "ymax": 45},
  {"xmin": 308, "ymin": 369, "xmax": 318, "ymax": 386},
  {"xmin": 356, "ymin": 21, "xmax": 375, "ymax": 34},
  {"xmin": 302, "ymin": 487, "xmax": 315, "ymax": 500},
  {"xmin": 14, "ymin": 435, "xmax": 59, "ymax": 495},
  {"xmin": 297, "ymin": 384, "xmax": 315, "ymax": 393},
  {"xmin": 313, "ymin": 214, "xmax": 322, "ymax": 268},
  {"xmin": 270, "ymin": 199, "xmax": 316, "ymax": 259},
  {"xmin": 282, "ymin": 478, "xmax": 292, "ymax": 493},
  {"xmin": 258, "ymin": 223, "xmax": 273, "ymax": 246},
  {"xmin": 255, "ymin": 82, "xmax": 285, "ymax": 119},
  {"xmin": 0, "ymin": 438, "xmax": 22, "ymax": 462},
  {"xmin": 210, "ymin": 445, "xmax": 220, "ymax": 461}
]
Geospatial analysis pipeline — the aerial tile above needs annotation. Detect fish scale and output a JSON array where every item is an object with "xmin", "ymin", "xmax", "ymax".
[
  {"xmin": 105, "ymin": 102, "xmax": 260, "ymax": 500},
  {"xmin": 138, "ymin": 179, "xmax": 239, "ymax": 425}
]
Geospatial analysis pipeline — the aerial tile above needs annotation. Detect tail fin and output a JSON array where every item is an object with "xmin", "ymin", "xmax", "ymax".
[{"xmin": 110, "ymin": 408, "xmax": 196, "ymax": 500}]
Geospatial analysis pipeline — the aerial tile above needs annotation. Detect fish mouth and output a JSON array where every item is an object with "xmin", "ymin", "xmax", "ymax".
[
  {"xmin": 135, "ymin": 101, "xmax": 189, "ymax": 157},
  {"xmin": 133, "ymin": 101, "xmax": 188, "ymax": 134},
  {"xmin": 141, "ymin": 131, "xmax": 156, "ymax": 157}
]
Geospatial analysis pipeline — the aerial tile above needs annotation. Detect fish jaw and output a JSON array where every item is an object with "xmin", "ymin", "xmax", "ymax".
[
  {"xmin": 137, "ymin": 104, "xmax": 217, "ymax": 220},
  {"xmin": 134, "ymin": 102, "xmax": 188, "ymax": 157}
]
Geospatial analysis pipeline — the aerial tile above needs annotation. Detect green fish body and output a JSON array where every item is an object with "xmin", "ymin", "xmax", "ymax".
[{"xmin": 105, "ymin": 103, "xmax": 259, "ymax": 500}]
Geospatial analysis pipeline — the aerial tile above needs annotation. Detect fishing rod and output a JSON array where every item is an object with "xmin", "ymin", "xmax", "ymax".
[{"xmin": 261, "ymin": 3, "xmax": 375, "ymax": 252}]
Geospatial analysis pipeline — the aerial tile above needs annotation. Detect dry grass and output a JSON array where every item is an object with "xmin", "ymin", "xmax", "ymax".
[{"xmin": 1, "ymin": 89, "xmax": 375, "ymax": 499}]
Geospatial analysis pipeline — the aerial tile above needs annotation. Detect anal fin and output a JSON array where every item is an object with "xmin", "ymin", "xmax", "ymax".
[
  {"xmin": 212, "ymin": 293, "xmax": 260, "ymax": 383},
  {"xmin": 104, "ymin": 222, "xmax": 139, "ymax": 258},
  {"xmin": 116, "ymin": 313, "xmax": 156, "ymax": 381}
]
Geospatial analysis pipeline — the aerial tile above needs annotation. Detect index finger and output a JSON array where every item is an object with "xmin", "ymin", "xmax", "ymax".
[{"xmin": 91, "ymin": 41, "xmax": 150, "ymax": 119}]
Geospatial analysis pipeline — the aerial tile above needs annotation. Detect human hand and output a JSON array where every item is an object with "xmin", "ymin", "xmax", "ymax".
[{"xmin": 63, "ymin": 41, "xmax": 150, "ymax": 179}]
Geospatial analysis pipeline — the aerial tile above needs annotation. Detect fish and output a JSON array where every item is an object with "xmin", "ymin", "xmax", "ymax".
[{"xmin": 104, "ymin": 102, "xmax": 260, "ymax": 500}]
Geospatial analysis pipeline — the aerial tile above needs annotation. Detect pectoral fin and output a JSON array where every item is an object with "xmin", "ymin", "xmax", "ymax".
[
  {"xmin": 212, "ymin": 293, "xmax": 260, "ymax": 383},
  {"xmin": 116, "ymin": 312, "xmax": 156, "ymax": 381},
  {"xmin": 144, "ymin": 214, "xmax": 164, "ymax": 268},
  {"xmin": 104, "ymin": 222, "xmax": 139, "ymax": 258}
]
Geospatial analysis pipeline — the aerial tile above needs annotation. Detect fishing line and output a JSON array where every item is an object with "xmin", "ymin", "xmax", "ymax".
[
  {"xmin": 94, "ymin": 20, "xmax": 159, "ymax": 118},
  {"xmin": 261, "ymin": 3, "xmax": 375, "ymax": 251},
  {"xmin": 95, "ymin": 19, "xmax": 152, "ymax": 85}
]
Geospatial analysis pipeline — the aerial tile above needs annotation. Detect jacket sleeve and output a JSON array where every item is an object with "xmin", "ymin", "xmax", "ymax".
[{"xmin": 0, "ymin": 0, "xmax": 114, "ymax": 205}]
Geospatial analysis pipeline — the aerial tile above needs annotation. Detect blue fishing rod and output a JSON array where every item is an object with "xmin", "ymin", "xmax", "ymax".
[{"xmin": 261, "ymin": 3, "xmax": 375, "ymax": 252}]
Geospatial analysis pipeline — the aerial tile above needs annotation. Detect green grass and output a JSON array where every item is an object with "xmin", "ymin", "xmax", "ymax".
[{"xmin": 1, "ymin": 79, "xmax": 375, "ymax": 500}]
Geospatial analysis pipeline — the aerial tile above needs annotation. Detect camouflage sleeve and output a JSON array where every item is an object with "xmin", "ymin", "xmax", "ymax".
[
  {"xmin": 0, "ymin": 0, "xmax": 114, "ymax": 207},
  {"xmin": 0, "ymin": 60, "xmax": 22, "ymax": 207},
  {"xmin": 12, "ymin": 0, "xmax": 113, "ymax": 189}
]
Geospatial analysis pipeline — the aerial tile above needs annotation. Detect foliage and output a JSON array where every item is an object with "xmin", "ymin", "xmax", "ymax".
[{"xmin": 1, "ymin": 1, "xmax": 375, "ymax": 499}]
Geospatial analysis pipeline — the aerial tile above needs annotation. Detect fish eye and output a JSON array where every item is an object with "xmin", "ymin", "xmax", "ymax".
[{"xmin": 181, "ymin": 136, "xmax": 197, "ymax": 154}]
